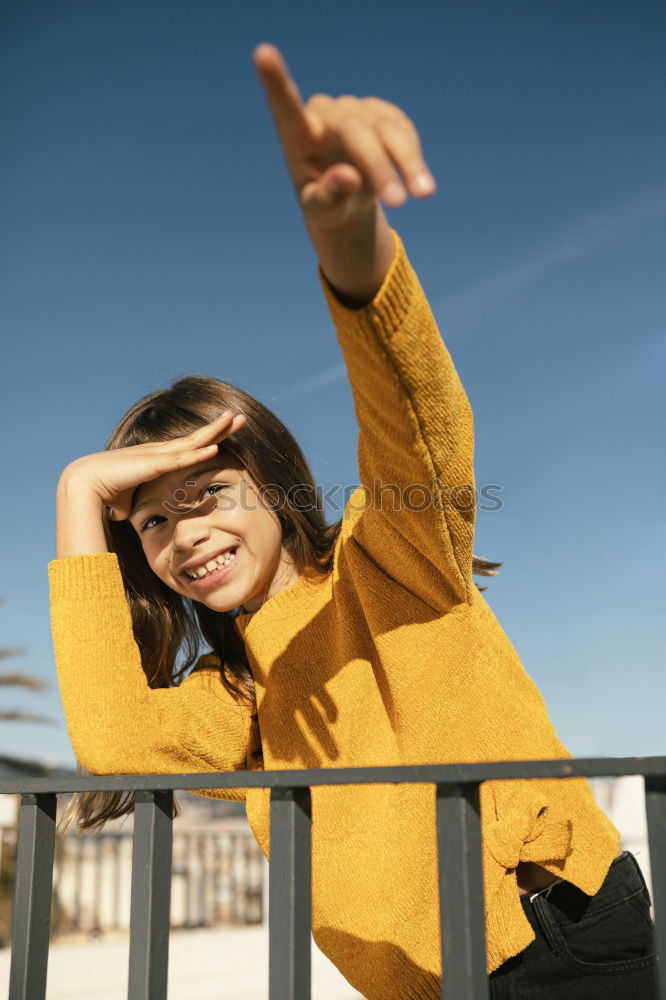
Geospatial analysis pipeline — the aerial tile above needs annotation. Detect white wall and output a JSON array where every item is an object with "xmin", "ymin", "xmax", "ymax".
[{"xmin": 590, "ymin": 775, "xmax": 653, "ymax": 910}]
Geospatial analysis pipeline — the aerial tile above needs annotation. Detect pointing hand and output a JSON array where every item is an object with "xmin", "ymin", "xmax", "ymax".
[{"xmin": 253, "ymin": 43, "xmax": 437, "ymax": 230}]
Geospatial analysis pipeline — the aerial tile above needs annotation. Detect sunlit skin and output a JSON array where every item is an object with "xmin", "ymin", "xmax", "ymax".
[{"xmin": 128, "ymin": 453, "xmax": 300, "ymax": 614}]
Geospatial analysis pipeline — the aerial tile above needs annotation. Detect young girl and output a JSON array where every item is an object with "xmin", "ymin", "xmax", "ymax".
[{"xmin": 49, "ymin": 43, "xmax": 657, "ymax": 1000}]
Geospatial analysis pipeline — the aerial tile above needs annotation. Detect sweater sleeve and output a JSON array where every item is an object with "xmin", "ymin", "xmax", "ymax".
[
  {"xmin": 48, "ymin": 552, "xmax": 253, "ymax": 802},
  {"xmin": 317, "ymin": 227, "xmax": 476, "ymax": 609}
]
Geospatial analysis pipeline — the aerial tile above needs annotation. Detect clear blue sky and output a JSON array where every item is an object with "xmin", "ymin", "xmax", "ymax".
[{"xmin": 1, "ymin": 0, "xmax": 664, "ymax": 769}]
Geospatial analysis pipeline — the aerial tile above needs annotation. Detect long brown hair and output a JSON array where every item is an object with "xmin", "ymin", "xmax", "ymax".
[{"xmin": 58, "ymin": 374, "xmax": 501, "ymax": 834}]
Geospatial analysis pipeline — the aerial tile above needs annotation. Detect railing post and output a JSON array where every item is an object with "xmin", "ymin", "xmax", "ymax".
[
  {"xmin": 269, "ymin": 786, "xmax": 312, "ymax": 1000},
  {"xmin": 127, "ymin": 789, "xmax": 174, "ymax": 1000},
  {"xmin": 8, "ymin": 793, "xmax": 56, "ymax": 1000},
  {"xmin": 645, "ymin": 775, "xmax": 666, "ymax": 1000},
  {"xmin": 436, "ymin": 782, "xmax": 489, "ymax": 1000}
]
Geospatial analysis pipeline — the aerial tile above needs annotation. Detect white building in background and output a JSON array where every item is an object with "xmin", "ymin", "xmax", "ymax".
[
  {"xmin": 590, "ymin": 775, "xmax": 653, "ymax": 904},
  {"xmin": 0, "ymin": 797, "xmax": 16, "ymax": 828}
]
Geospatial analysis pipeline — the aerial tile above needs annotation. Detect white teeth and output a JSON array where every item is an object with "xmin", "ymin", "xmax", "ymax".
[{"xmin": 186, "ymin": 549, "xmax": 237, "ymax": 580}]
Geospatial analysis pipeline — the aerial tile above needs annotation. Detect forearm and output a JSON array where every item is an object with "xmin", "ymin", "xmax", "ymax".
[
  {"xmin": 317, "ymin": 226, "xmax": 476, "ymax": 609},
  {"xmin": 48, "ymin": 556, "xmax": 251, "ymax": 777},
  {"xmin": 55, "ymin": 471, "xmax": 108, "ymax": 558},
  {"xmin": 305, "ymin": 201, "xmax": 396, "ymax": 309}
]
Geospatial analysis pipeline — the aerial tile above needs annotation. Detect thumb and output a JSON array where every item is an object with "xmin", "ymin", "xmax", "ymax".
[{"xmin": 299, "ymin": 163, "xmax": 366, "ymax": 221}]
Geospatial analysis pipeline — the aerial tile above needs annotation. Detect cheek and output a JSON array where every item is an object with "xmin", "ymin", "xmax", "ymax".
[
  {"xmin": 241, "ymin": 489, "xmax": 281, "ymax": 541},
  {"xmin": 156, "ymin": 557, "xmax": 187, "ymax": 593},
  {"xmin": 140, "ymin": 539, "xmax": 170, "ymax": 580},
  {"xmin": 259, "ymin": 511, "xmax": 285, "ymax": 557},
  {"xmin": 241, "ymin": 513, "xmax": 281, "ymax": 566}
]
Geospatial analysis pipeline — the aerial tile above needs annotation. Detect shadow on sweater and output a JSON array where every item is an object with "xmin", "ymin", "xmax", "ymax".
[
  {"xmin": 314, "ymin": 925, "xmax": 443, "ymax": 1000},
  {"xmin": 246, "ymin": 528, "xmax": 465, "ymax": 770}
]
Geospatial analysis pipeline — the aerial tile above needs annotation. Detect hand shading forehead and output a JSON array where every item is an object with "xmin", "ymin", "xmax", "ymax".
[{"xmin": 131, "ymin": 453, "xmax": 246, "ymax": 516}]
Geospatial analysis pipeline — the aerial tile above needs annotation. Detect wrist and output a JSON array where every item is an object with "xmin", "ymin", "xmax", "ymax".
[
  {"xmin": 57, "ymin": 465, "xmax": 103, "ymax": 503},
  {"xmin": 55, "ymin": 475, "xmax": 108, "ymax": 559},
  {"xmin": 306, "ymin": 201, "xmax": 395, "ymax": 309}
]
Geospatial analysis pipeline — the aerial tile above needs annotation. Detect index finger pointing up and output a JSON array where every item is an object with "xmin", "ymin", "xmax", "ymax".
[{"xmin": 253, "ymin": 43, "xmax": 309, "ymax": 136}]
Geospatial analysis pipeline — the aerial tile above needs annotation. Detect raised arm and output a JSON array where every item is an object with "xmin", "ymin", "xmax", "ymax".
[
  {"xmin": 320, "ymin": 228, "xmax": 476, "ymax": 610},
  {"xmin": 253, "ymin": 46, "xmax": 474, "ymax": 608}
]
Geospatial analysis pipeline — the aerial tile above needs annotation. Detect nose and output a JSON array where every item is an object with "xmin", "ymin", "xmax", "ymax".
[{"xmin": 171, "ymin": 498, "xmax": 218, "ymax": 551}]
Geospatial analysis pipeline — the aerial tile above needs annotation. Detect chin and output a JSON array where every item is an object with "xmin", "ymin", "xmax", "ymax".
[{"xmin": 200, "ymin": 593, "xmax": 244, "ymax": 614}]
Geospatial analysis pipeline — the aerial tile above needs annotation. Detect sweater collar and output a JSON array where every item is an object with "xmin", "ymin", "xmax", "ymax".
[{"xmin": 232, "ymin": 564, "xmax": 327, "ymax": 637}]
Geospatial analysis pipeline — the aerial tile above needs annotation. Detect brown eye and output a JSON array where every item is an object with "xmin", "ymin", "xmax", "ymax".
[
  {"xmin": 140, "ymin": 515, "xmax": 164, "ymax": 532},
  {"xmin": 202, "ymin": 483, "xmax": 234, "ymax": 501}
]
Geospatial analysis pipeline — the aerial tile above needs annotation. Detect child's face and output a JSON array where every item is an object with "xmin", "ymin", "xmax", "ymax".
[{"xmin": 128, "ymin": 454, "xmax": 298, "ymax": 613}]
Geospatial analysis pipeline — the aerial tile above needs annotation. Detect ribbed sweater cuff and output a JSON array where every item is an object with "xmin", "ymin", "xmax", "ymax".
[
  {"xmin": 317, "ymin": 227, "xmax": 414, "ymax": 342},
  {"xmin": 48, "ymin": 552, "xmax": 124, "ymax": 602}
]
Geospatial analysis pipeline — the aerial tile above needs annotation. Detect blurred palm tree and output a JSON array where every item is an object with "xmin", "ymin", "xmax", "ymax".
[{"xmin": 0, "ymin": 652, "xmax": 55, "ymax": 727}]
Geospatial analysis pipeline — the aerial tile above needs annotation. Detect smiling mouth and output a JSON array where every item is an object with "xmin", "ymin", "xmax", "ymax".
[{"xmin": 182, "ymin": 546, "xmax": 239, "ymax": 582}]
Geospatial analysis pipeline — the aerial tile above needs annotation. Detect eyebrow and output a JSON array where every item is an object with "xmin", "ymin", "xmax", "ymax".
[{"xmin": 130, "ymin": 467, "xmax": 219, "ymax": 518}]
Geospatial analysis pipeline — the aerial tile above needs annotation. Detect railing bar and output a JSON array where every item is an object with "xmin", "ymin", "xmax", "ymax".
[
  {"xmin": 644, "ymin": 776, "xmax": 666, "ymax": 1000},
  {"xmin": 127, "ymin": 789, "xmax": 173, "ymax": 1000},
  {"xmin": 5, "ymin": 755, "xmax": 666, "ymax": 796},
  {"xmin": 8, "ymin": 793, "xmax": 56, "ymax": 1000},
  {"xmin": 269, "ymin": 786, "xmax": 312, "ymax": 1000},
  {"xmin": 436, "ymin": 782, "xmax": 489, "ymax": 1000}
]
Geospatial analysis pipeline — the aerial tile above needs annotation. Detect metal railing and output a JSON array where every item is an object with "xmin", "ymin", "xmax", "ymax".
[
  {"xmin": 0, "ymin": 823, "xmax": 264, "ymax": 940},
  {"xmin": 1, "ymin": 755, "xmax": 665, "ymax": 1000}
]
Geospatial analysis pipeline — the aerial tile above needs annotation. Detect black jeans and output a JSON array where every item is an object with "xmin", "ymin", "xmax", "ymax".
[{"xmin": 489, "ymin": 850, "xmax": 659, "ymax": 999}]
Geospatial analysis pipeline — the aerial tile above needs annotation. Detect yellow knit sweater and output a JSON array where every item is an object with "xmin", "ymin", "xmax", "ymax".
[{"xmin": 48, "ymin": 228, "xmax": 621, "ymax": 997}]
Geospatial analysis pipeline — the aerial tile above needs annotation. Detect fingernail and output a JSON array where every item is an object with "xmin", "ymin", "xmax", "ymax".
[
  {"xmin": 413, "ymin": 173, "xmax": 436, "ymax": 194},
  {"xmin": 382, "ymin": 180, "xmax": 406, "ymax": 204}
]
